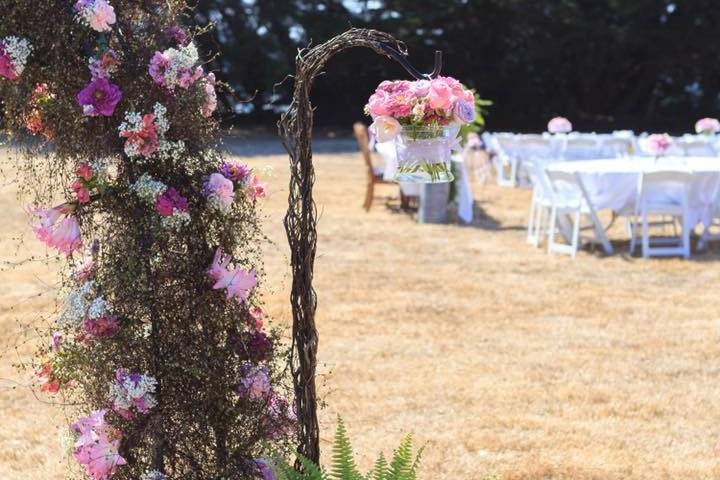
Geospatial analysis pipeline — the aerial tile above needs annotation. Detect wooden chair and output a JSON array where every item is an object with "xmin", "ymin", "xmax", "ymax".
[{"xmin": 353, "ymin": 122, "xmax": 396, "ymax": 211}]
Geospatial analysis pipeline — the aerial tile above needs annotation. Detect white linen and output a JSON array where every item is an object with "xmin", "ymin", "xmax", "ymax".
[
  {"xmin": 547, "ymin": 157, "xmax": 720, "ymax": 226},
  {"xmin": 375, "ymin": 141, "xmax": 473, "ymax": 223}
]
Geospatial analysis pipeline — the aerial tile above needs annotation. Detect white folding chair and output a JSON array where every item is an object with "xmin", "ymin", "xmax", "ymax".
[
  {"xmin": 629, "ymin": 171, "xmax": 692, "ymax": 258},
  {"xmin": 598, "ymin": 138, "xmax": 632, "ymax": 158},
  {"xmin": 524, "ymin": 158, "xmax": 554, "ymax": 247},
  {"xmin": 681, "ymin": 141, "xmax": 715, "ymax": 157},
  {"xmin": 545, "ymin": 170, "xmax": 614, "ymax": 257},
  {"xmin": 492, "ymin": 136, "xmax": 519, "ymax": 187},
  {"xmin": 562, "ymin": 138, "xmax": 600, "ymax": 161}
]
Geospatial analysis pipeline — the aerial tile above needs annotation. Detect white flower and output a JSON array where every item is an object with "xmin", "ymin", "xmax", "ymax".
[
  {"xmin": 2, "ymin": 36, "xmax": 32, "ymax": 75},
  {"xmin": 131, "ymin": 173, "xmax": 167, "ymax": 204},
  {"xmin": 370, "ymin": 115, "xmax": 402, "ymax": 142}
]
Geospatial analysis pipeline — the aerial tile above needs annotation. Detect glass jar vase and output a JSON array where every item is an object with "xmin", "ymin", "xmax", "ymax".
[{"xmin": 394, "ymin": 124, "xmax": 459, "ymax": 183}]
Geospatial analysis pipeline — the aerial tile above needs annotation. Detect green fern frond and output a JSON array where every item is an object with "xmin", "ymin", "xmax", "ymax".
[
  {"xmin": 410, "ymin": 442, "xmax": 426, "ymax": 476},
  {"xmin": 388, "ymin": 434, "xmax": 414, "ymax": 480},
  {"xmin": 330, "ymin": 417, "xmax": 363, "ymax": 480},
  {"xmin": 298, "ymin": 453, "xmax": 329, "ymax": 480},
  {"xmin": 369, "ymin": 452, "xmax": 389, "ymax": 480}
]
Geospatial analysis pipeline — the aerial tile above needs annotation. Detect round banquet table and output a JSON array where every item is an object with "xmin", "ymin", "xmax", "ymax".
[{"xmin": 546, "ymin": 157, "xmax": 720, "ymax": 228}]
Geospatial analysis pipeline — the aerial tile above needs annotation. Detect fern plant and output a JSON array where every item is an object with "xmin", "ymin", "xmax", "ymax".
[{"xmin": 273, "ymin": 417, "xmax": 425, "ymax": 480}]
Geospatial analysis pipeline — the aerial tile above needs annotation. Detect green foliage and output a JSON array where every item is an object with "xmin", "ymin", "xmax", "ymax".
[{"xmin": 274, "ymin": 417, "xmax": 425, "ymax": 480}]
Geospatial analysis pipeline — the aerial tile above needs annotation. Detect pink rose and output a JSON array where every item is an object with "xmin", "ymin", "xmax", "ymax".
[
  {"xmin": 370, "ymin": 115, "xmax": 401, "ymax": 142},
  {"xmin": 205, "ymin": 172, "xmax": 235, "ymax": 210},
  {"xmin": 428, "ymin": 78, "xmax": 454, "ymax": 111},
  {"xmin": 87, "ymin": 0, "xmax": 116, "ymax": 32},
  {"xmin": 367, "ymin": 90, "xmax": 392, "ymax": 118},
  {"xmin": 548, "ymin": 117, "xmax": 572, "ymax": 134},
  {"xmin": 201, "ymin": 73, "xmax": 217, "ymax": 117}
]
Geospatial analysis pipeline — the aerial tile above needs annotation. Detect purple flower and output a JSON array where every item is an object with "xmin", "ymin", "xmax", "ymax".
[
  {"xmin": 164, "ymin": 26, "xmax": 188, "ymax": 45},
  {"xmin": 454, "ymin": 100, "xmax": 476, "ymax": 124},
  {"xmin": 237, "ymin": 363, "xmax": 271, "ymax": 401},
  {"xmin": 219, "ymin": 161, "xmax": 251, "ymax": 183},
  {"xmin": 254, "ymin": 458, "xmax": 276, "ymax": 480},
  {"xmin": 234, "ymin": 330, "xmax": 272, "ymax": 363},
  {"xmin": 148, "ymin": 51, "xmax": 170, "ymax": 86},
  {"xmin": 155, "ymin": 188, "xmax": 189, "ymax": 217},
  {"xmin": 76, "ymin": 78, "xmax": 122, "ymax": 117}
]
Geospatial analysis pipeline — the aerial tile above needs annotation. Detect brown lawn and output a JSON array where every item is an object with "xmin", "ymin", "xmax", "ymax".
[{"xmin": 1, "ymin": 146, "xmax": 720, "ymax": 479}]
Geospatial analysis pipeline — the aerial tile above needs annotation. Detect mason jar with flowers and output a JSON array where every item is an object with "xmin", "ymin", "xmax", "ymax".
[
  {"xmin": 695, "ymin": 117, "xmax": 720, "ymax": 136},
  {"xmin": 365, "ymin": 76, "xmax": 476, "ymax": 183}
]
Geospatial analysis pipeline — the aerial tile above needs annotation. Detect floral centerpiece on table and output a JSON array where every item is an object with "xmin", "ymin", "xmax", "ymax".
[
  {"xmin": 695, "ymin": 117, "xmax": 720, "ymax": 136},
  {"xmin": 547, "ymin": 116, "xmax": 572, "ymax": 134},
  {"xmin": 639, "ymin": 133, "xmax": 673, "ymax": 159},
  {"xmin": 365, "ymin": 76, "xmax": 476, "ymax": 183},
  {"xmin": 1, "ymin": 1, "xmax": 294, "ymax": 479}
]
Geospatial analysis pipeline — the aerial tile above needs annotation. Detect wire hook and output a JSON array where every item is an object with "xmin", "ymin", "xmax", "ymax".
[{"xmin": 378, "ymin": 43, "xmax": 443, "ymax": 80}]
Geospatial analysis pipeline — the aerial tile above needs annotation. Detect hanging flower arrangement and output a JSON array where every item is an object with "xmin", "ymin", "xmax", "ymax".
[
  {"xmin": 365, "ymin": 76, "xmax": 476, "ymax": 183},
  {"xmin": 547, "ymin": 116, "xmax": 572, "ymax": 134}
]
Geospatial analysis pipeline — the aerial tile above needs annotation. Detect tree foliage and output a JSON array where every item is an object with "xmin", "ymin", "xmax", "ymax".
[{"xmin": 196, "ymin": 0, "xmax": 719, "ymax": 132}]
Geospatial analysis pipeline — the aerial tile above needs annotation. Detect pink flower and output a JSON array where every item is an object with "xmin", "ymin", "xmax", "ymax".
[
  {"xmin": 178, "ymin": 66, "xmax": 203, "ymax": 89},
  {"xmin": 262, "ymin": 393, "xmax": 297, "ymax": 440},
  {"xmin": 640, "ymin": 133, "xmax": 673, "ymax": 156},
  {"xmin": 74, "ymin": 251, "xmax": 96, "ymax": 282},
  {"xmin": 695, "ymin": 117, "xmax": 720, "ymax": 135},
  {"xmin": 31, "ymin": 205, "xmax": 82, "ymax": 254},
  {"xmin": 75, "ymin": 0, "xmax": 116, "ymax": 32},
  {"xmin": 72, "ymin": 410, "xmax": 126, "ymax": 480},
  {"xmin": 76, "ymin": 162, "xmax": 94, "ymax": 181},
  {"xmin": 204, "ymin": 172, "xmax": 235, "ymax": 210},
  {"xmin": 207, "ymin": 247, "xmax": 257, "ymax": 304},
  {"xmin": 547, "ymin": 117, "xmax": 572, "ymax": 134},
  {"xmin": 155, "ymin": 188, "xmax": 189, "ymax": 217},
  {"xmin": 38, "ymin": 363, "xmax": 60, "ymax": 393},
  {"xmin": 409, "ymin": 79, "xmax": 431, "ymax": 97},
  {"xmin": 0, "ymin": 50, "xmax": 17, "ymax": 80},
  {"xmin": 201, "ymin": 73, "xmax": 217, "ymax": 117},
  {"xmin": 249, "ymin": 307, "xmax": 264, "ymax": 331},
  {"xmin": 83, "ymin": 315, "xmax": 120, "ymax": 338},
  {"xmin": 428, "ymin": 78, "xmax": 454, "ymax": 110},
  {"xmin": 247, "ymin": 175, "xmax": 267, "ymax": 200},
  {"xmin": 120, "ymin": 113, "xmax": 159, "ymax": 157},
  {"xmin": 72, "ymin": 181, "xmax": 91, "ymax": 204},
  {"xmin": 366, "ymin": 90, "xmax": 392, "ymax": 118},
  {"xmin": 148, "ymin": 51, "xmax": 171, "ymax": 85}
]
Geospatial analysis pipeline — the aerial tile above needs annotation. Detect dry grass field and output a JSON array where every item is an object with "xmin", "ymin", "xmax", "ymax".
[{"xmin": 2, "ymin": 145, "xmax": 720, "ymax": 479}]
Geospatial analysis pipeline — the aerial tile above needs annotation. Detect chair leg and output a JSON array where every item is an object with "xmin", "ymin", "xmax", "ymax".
[
  {"xmin": 363, "ymin": 180, "xmax": 374, "ymax": 211},
  {"xmin": 570, "ymin": 210, "xmax": 581, "ymax": 258},
  {"xmin": 527, "ymin": 199, "xmax": 537, "ymax": 245},
  {"xmin": 547, "ymin": 206, "xmax": 558, "ymax": 254},
  {"xmin": 642, "ymin": 211, "xmax": 649, "ymax": 258},
  {"xmin": 535, "ymin": 205, "xmax": 546, "ymax": 247},
  {"xmin": 628, "ymin": 217, "xmax": 636, "ymax": 255},
  {"xmin": 682, "ymin": 214, "xmax": 691, "ymax": 259}
]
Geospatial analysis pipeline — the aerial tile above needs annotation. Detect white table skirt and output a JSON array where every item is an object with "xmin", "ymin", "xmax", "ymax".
[
  {"xmin": 547, "ymin": 157, "xmax": 720, "ymax": 226},
  {"xmin": 375, "ymin": 141, "xmax": 474, "ymax": 223}
]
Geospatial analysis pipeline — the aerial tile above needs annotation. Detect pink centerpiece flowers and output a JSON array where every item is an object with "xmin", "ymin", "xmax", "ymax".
[
  {"xmin": 207, "ymin": 247, "xmax": 257, "ymax": 304},
  {"xmin": 695, "ymin": 117, "xmax": 720, "ymax": 135},
  {"xmin": 0, "ymin": 36, "xmax": 32, "ymax": 81},
  {"xmin": 149, "ymin": 43, "xmax": 204, "ymax": 91},
  {"xmin": 203, "ymin": 172, "xmax": 235, "ymax": 212},
  {"xmin": 639, "ymin": 133, "xmax": 673, "ymax": 158},
  {"xmin": 547, "ymin": 116, "xmax": 572, "ymax": 134},
  {"xmin": 31, "ymin": 204, "xmax": 82, "ymax": 255},
  {"xmin": 365, "ymin": 76, "xmax": 476, "ymax": 183}
]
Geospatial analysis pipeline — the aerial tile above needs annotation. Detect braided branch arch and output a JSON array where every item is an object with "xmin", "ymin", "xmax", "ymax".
[{"xmin": 277, "ymin": 28, "xmax": 442, "ymax": 465}]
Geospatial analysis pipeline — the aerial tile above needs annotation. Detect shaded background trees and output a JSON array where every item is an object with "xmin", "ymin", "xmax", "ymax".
[{"xmin": 194, "ymin": 0, "xmax": 720, "ymax": 132}]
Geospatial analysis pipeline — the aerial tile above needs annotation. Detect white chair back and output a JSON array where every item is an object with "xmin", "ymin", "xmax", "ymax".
[
  {"xmin": 563, "ymin": 138, "xmax": 599, "ymax": 161},
  {"xmin": 681, "ymin": 141, "xmax": 715, "ymax": 157}
]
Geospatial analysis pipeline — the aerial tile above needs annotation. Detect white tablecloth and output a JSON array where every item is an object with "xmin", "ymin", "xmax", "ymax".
[
  {"xmin": 375, "ymin": 141, "xmax": 474, "ymax": 223},
  {"xmin": 547, "ymin": 157, "xmax": 720, "ymax": 226}
]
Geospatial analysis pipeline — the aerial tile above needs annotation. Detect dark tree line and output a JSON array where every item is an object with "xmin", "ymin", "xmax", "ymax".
[{"xmin": 194, "ymin": 0, "xmax": 720, "ymax": 132}]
